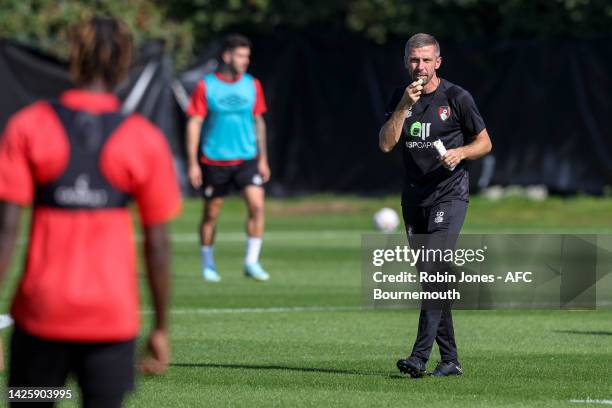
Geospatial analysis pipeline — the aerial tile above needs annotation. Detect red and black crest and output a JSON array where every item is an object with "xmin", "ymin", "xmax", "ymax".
[{"xmin": 438, "ymin": 106, "xmax": 451, "ymax": 121}]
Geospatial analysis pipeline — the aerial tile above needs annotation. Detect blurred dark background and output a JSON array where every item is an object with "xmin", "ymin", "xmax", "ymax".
[{"xmin": 1, "ymin": 0, "xmax": 611, "ymax": 195}]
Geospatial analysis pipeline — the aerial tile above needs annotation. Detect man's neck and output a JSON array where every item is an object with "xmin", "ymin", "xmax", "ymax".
[
  {"xmin": 422, "ymin": 75, "xmax": 441, "ymax": 94},
  {"xmin": 80, "ymin": 79, "xmax": 110, "ymax": 93},
  {"xmin": 218, "ymin": 66, "xmax": 240, "ymax": 82}
]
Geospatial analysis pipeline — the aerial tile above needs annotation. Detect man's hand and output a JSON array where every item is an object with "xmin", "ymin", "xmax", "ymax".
[
  {"xmin": 399, "ymin": 79, "xmax": 424, "ymax": 110},
  {"xmin": 188, "ymin": 163, "xmax": 202, "ymax": 189},
  {"xmin": 258, "ymin": 159, "xmax": 271, "ymax": 183},
  {"xmin": 439, "ymin": 148, "xmax": 465, "ymax": 170},
  {"xmin": 379, "ymin": 79, "xmax": 424, "ymax": 153},
  {"xmin": 138, "ymin": 329, "xmax": 170, "ymax": 375}
]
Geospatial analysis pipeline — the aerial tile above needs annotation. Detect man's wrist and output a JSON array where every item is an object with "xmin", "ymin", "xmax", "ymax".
[
  {"xmin": 457, "ymin": 147, "xmax": 467, "ymax": 161},
  {"xmin": 394, "ymin": 102, "xmax": 413, "ymax": 115},
  {"xmin": 400, "ymin": 94, "xmax": 416, "ymax": 109},
  {"xmin": 154, "ymin": 320, "xmax": 168, "ymax": 332}
]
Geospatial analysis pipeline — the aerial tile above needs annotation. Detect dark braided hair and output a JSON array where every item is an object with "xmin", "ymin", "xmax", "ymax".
[{"xmin": 69, "ymin": 16, "xmax": 133, "ymax": 89}]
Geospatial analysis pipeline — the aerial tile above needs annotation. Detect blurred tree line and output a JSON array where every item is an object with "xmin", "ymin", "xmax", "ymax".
[
  {"xmin": 1, "ymin": 0, "xmax": 611, "ymax": 69},
  {"xmin": 0, "ymin": 0, "xmax": 194, "ymax": 67}
]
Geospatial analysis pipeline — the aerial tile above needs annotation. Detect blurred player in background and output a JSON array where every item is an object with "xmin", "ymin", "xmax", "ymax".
[
  {"xmin": 379, "ymin": 33, "xmax": 492, "ymax": 378},
  {"xmin": 186, "ymin": 34, "xmax": 270, "ymax": 282},
  {"xmin": 0, "ymin": 16, "xmax": 181, "ymax": 407}
]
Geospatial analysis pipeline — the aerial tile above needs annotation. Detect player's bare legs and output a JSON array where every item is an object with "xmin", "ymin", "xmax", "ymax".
[
  {"xmin": 200, "ymin": 197, "xmax": 224, "ymax": 281},
  {"xmin": 242, "ymin": 185, "xmax": 269, "ymax": 281},
  {"xmin": 244, "ymin": 185, "xmax": 265, "ymax": 237},
  {"xmin": 201, "ymin": 197, "xmax": 224, "ymax": 245}
]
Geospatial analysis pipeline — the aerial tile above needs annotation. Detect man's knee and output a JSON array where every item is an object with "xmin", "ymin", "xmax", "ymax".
[
  {"xmin": 203, "ymin": 199, "xmax": 224, "ymax": 223},
  {"xmin": 203, "ymin": 211, "xmax": 220, "ymax": 224},
  {"xmin": 247, "ymin": 203, "xmax": 264, "ymax": 220}
]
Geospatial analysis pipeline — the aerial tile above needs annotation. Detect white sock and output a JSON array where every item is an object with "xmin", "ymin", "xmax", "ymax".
[
  {"xmin": 245, "ymin": 237, "xmax": 262, "ymax": 265},
  {"xmin": 201, "ymin": 245, "xmax": 215, "ymax": 270}
]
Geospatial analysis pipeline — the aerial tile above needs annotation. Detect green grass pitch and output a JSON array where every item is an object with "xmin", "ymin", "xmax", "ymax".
[{"xmin": 1, "ymin": 195, "xmax": 612, "ymax": 407}]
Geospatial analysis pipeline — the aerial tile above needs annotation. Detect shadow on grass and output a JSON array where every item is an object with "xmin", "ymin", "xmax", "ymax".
[
  {"xmin": 170, "ymin": 362, "xmax": 414, "ymax": 380},
  {"xmin": 553, "ymin": 330, "xmax": 612, "ymax": 336}
]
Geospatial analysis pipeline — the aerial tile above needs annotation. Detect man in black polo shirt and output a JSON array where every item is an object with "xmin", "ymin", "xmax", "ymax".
[{"xmin": 379, "ymin": 33, "xmax": 492, "ymax": 378}]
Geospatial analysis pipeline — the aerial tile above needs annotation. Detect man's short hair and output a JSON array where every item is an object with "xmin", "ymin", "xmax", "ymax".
[
  {"xmin": 221, "ymin": 34, "xmax": 252, "ymax": 53},
  {"xmin": 405, "ymin": 33, "xmax": 440, "ymax": 57}
]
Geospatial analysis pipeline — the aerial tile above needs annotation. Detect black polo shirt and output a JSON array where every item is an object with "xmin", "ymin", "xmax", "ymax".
[{"xmin": 384, "ymin": 78, "xmax": 486, "ymax": 207}]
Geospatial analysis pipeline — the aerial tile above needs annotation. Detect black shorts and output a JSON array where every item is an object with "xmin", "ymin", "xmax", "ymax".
[
  {"xmin": 201, "ymin": 159, "xmax": 263, "ymax": 198},
  {"xmin": 402, "ymin": 199, "xmax": 468, "ymax": 308},
  {"xmin": 9, "ymin": 326, "xmax": 136, "ymax": 403},
  {"xmin": 401, "ymin": 199, "xmax": 468, "ymax": 237}
]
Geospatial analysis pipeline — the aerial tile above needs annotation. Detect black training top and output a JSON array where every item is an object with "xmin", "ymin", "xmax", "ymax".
[
  {"xmin": 35, "ymin": 102, "xmax": 131, "ymax": 209},
  {"xmin": 384, "ymin": 78, "xmax": 486, "ymax": 207}
]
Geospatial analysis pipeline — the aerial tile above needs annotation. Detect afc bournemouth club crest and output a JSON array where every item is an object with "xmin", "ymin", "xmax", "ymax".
[{"xmin": 438, "ymin": 106, "xmax": 450, "ymax": 121}]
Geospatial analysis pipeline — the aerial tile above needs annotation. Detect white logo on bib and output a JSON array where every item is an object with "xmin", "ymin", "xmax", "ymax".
[{"xmin": 55, "ymin": 174, "xmax": 108, "ymax": 207}]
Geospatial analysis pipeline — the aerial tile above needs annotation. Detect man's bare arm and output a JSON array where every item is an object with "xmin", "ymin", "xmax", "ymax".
[
  {"xmin": 379, "ymin": 109, "xmax": 411, "ymax": 153},
  {"xmin": 138, "ymin": 223, "xmax": 171, "ymax": 375},
  {"xmin": 379, "ymin": 80, "xmax": 424, "ymax": 153},
  {"xmin": 0, "ymin": 201, "xmax": 21, "ymax": 290},
  {"xmin": 440, "ymin": 129, "xmax": 492, "ymax": 169},
  {"xmin": 255, "ymin": 115, "xmax": 271, "ymax": 182},
  {"xmin": 186, "ymin": 116, "xmax": 204, "ymax": 188},
  {"xmin": 0, "ymin": 201, "xmax": 21, "ymax": 372}
]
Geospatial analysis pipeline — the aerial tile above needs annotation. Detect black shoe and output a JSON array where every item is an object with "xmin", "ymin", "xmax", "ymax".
[
  {"xmin": 397, "ymin": 356, "xmax": 428, "ymax": 378},
  {"xmin": 431, "ymin": 361, "xmax": 463, "ymax": 377}
]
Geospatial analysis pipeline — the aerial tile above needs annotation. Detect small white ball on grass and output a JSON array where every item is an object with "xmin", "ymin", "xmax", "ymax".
[{"xmin": 373, "ymin": 208, "xmax": 400, "ymax": 233}]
